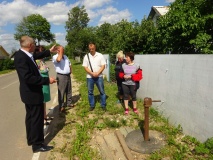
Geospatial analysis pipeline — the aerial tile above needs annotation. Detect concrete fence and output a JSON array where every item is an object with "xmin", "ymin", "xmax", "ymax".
[
  {"xmin": 134, "ymin": 54, "xmax": 213, "ymax": 142},
  {"xmin": 76, "ymin": 54, "xmax": 213, "ymax": 141}
]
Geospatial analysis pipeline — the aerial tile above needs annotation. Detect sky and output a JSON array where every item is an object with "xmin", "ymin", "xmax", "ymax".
[{"xmin": 0, "ymin": 0, "xmax": 175, "ymax": 54}]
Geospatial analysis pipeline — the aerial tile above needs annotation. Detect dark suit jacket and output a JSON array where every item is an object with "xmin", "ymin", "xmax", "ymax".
[{"xmin": 14, "ymin": 49, "xmax": 51, "ymax": 104}]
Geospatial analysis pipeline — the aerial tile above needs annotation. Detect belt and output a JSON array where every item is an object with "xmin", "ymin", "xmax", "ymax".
[{"xmin": 57, "ymin": 73, "xmax": 70, "ymax": 76}]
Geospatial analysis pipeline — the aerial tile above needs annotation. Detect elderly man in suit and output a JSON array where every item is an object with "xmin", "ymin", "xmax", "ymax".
[{"xmin": 14, "ymin": 35, "xmax": 57, "ymax": 153}]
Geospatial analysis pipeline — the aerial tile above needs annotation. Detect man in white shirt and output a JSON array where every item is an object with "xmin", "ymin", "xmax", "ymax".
[
  {"xmin": 52, "ymin": 46, "xmax": 73, "ymax": 112},
  {"xmin": 82, "ymin": 42, "xmax": 106, "ymax": 111}
]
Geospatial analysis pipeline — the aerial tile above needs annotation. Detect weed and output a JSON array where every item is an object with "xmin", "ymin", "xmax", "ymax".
[
  {"xmin": 103, "ymin": 117, "xmax": 122, "ymax": 128},
  {"xmin": 182, "ymin": 135, "xmax": 200, "ymax": 145},
  {"xmin": 96, "ymin": 123, "xmax": 107, "ymax": 130},
  {"xmin": 194, "ymin": 143, "xmax": 210, "ymax": 155},
  {"xmin": 205, "ymin": 137, "xmax": 213, "ymax": 151}
]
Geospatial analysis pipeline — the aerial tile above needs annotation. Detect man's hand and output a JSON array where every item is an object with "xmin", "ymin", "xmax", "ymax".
[
  {"xmin": 49, "ymin": 77, "xmax": 57, "ymax": 84},
  {"xmin": 91, "ymin": 72, "xmax": 99, "ymax": 77},
  {"xmin": 57, "ymin": 46, "xmax": 64, "ymax": 54},
  {"xmin": 55, "ymin": 46, "xmax": 64, "ymax": 62},
  {"xmin": 49, "ymin": 45, "xmax": 57, "ymax": 53}
]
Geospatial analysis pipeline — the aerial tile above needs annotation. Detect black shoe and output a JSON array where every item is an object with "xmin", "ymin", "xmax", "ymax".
[
  {"xmin": 89, "ymin": 107, "xmax": 94, "ymax": 111},
  {"xmin": 44, "ymin": 121, "xmax": 50, "ymax": 125},
  {"xmin": 102, "ymin": 107, "xmax": 107, "ymax": 112},
  {"xmin": 32, "ymin": 144, "xmax": 53, "ymax": 153},
  {"xmin": 44, "ymin": 117, "xmax": 54, "ymax": 121}
]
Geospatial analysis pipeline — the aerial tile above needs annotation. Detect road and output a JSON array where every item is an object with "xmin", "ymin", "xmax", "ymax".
[{"xmin": 0, "ymin": 61, "xmax": 58, "ymax": 160}]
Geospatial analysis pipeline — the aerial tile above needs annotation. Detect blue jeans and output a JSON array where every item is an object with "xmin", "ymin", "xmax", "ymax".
[{"xmin": 87, "ymin": 77, "xmax": 106, "ymax": 108}]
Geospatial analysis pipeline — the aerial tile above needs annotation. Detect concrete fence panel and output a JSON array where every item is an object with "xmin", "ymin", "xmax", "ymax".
[{"xmin": 134, "ymin": 54, "xmax": 213, "ymax": 142}]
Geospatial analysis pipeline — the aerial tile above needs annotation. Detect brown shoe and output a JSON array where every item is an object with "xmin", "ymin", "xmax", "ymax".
[
  {"xmin": 60, "ymin": 107, "xmax": 65, "ymax": 113},
  {"xmin": 69, "ymin": 104, "xmax": 74, "ymax": 107}
]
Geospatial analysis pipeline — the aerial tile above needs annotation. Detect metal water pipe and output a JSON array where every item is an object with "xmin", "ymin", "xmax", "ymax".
[{"xmin": 144, "ymin": 97, "xmax": 161, "ymax": 141}]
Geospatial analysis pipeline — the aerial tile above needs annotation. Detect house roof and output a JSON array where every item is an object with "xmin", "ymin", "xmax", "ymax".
[
  {"xmin": 0, "ymin": 45, "xmax": 10, "ymax": 59},
  {"xmin": 148, "ymin": 6, "xmax": 169, "ymax": 19}
]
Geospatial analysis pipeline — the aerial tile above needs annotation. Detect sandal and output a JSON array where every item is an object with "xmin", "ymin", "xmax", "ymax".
[
  {"xmin": 124, "ymin": 108, "xmax": 129, "ymax": 115},
  {"xmin": 133, "ymin": 108, "xmax": 138, "ymax": 114}
]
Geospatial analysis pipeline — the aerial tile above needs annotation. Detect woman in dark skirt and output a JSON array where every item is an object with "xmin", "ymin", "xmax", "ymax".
[{"xmin": 114, "ymin": 51, "xmax": 126, "ymax": 103}]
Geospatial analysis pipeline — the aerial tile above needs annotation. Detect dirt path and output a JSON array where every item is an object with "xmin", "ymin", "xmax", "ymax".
[{"xmin": 44, "ymin": 74, "xmax": 81, "ymax": 160}]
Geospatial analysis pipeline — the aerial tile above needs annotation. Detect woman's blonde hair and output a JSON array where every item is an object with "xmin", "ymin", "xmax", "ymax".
[{"xmin": 116, "ymin": 50, "xmax": 124, "ymax": 58}]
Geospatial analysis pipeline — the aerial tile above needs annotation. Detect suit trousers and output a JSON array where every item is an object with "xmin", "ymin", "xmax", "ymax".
[
  {"xmin": 25, "ymin": 103, "xmax": 44, "ymax": 146},
  {"xmin": 56, "ymin": 73, "xmax": 72, "ymax": 108}
]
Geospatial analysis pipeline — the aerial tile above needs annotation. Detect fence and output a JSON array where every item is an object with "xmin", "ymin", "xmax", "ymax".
[{"xmin": 134, "ymin": 54, "xmax": 213, "ymax": 142}]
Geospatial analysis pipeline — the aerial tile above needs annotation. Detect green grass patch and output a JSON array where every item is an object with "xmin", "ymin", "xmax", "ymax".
[{"xmin": 0, "ymin": 69, "xmax": 14, "ymax": 75}]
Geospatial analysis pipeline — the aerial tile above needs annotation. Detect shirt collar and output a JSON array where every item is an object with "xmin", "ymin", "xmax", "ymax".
[
  {"xmin": 89, "ymin": 52, "xmax": 97, "ymax": 57},
  {"xmin": 21, "ymin": 49, "xmax": 33, "ymax": 58}
]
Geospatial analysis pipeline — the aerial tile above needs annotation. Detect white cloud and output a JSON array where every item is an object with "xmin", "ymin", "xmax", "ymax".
[
  {"xmin": 0, "ymin": 0, "xmax": 36, "ymax": 26},
  {"xmin": 0, "ymin": 34, "xmax": 19, "ymax": 53},
  {"xmin": 35, "ymin": 1, "xmax": 72, "ymax": 25},
  {"xmin": 98, "ymin": 7, "xmax": 131, "ymax": 25},
  {"xmin": 82, "ymin": 0, "xmax": 112, "ymax": 9},
  {"xmin": 166, "ymin": 0, "xmax": 176, "ymax": 3},
  {"xmin": 0, "ymin": 0, "xmax": 131, "ymax": 53},
  {"xmin": 55, "ymin": 32, "xmax": 67, "ymax": 46},
  {"xmin": 0, "ymin": 0, "xmax": 71, "ymax": 26},
  {"xmin": 0, "ymin": 0, "xmax": 71, "ymax": 53}
]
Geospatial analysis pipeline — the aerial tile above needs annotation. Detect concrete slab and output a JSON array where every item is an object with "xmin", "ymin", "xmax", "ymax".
[
  {"xmin": 96, "ymin": 135, "xmax": 116, "ymax": 160},
  {"xmin": 125, "ymin": 130, "xmax": 166, "ymax": 154},
  {"xmin": 119, "ymin": 127, "xmax": 135, "ymax": 137},
  {"xmin": 104, "ymin": 133, "xmax": 127, "ymax": 160}
]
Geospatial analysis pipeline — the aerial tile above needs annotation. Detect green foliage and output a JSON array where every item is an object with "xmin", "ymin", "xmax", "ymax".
[
  {"xmin": 0, "ymin": 69, "xmax": 13, "ymax": 75},
  {"xmin": 172, "ymin": 150, "xmax": 185, "ymax": 160},
  {"xmin": 96, "ymin": 22, "xmax": 114, "ymax": 53},
  {"xmin": 0, "ymin": 59, "xmax": 14, "ymax": 71},
  {"xmin": 205, "ymin": 137, "xmax": 213, "ymax": 152},
  {"xmin": 156, "ymin": 0, "xmax": 212, "ymax": 54},
  {"xmin": 69, "ymin": 119, "xmax": 99, "ymax": 159},
  {"xmin": 109, "ymin": 64, "xmax": 116, "ymax": 82},
  {"xmin": 64, "ymin": 0, "xmax": 212, "ymax": 55},
  {"xmin": 103, "ymin": 117, "xmax": 122, "ymax": 128},
  {"xmin": 65, "ymin": 6, "xmax": 90, "ymax": 58},
  {"xmin": 182, "ymin": 135, "xmax": 200, "ymax": 145},
  {"xmin": 194, "ymin": 143, "xmax": 210, "ymax": 155},
  {"xmin": 14, "ymin": 14, "xmax": 55, "ymax": 44}
]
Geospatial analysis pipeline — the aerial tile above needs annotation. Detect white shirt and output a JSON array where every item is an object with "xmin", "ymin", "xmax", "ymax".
[
  {"xmin": 82, "ymin": 52, "xmax": 106, "ymax": 78},
  {"xmin": 21, "ymin": 49, "xmax": 38, "ymax": 68},
  {"xmin": 52, "ymin": 54, "xmax": 71, "ymax": 74}
]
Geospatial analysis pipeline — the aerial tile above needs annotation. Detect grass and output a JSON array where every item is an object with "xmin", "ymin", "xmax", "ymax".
[
  {"xmin": 48, "ymin": 59, "xmax": 213, "ymax": 160},
  {"xmin": 0, "ymin": 69, "xmax": 14, "ymax": 75}
]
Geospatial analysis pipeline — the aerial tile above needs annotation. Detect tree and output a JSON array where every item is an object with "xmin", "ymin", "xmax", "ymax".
[
  {"xmin": 157, "ymin": 0, "xmax": 213, "ymax": 54},
  {"xmin": 65, "ymin": 6, "xmax": 90, "ymax": 58},
  {"xmin": 14, "ymin": 14, "xmax": 55, "ymax": 45},
  {"xmin": 96, "ymin": 22, "xmax": 113, "ymax": 53}
]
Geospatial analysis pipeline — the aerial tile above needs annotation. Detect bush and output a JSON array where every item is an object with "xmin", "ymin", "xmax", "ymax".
[{"xmin": 0, "ymin": 59, "xmax": 15, "ymax": 71}]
